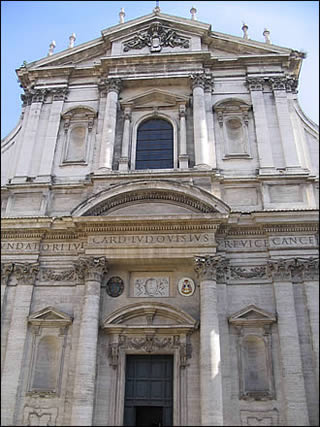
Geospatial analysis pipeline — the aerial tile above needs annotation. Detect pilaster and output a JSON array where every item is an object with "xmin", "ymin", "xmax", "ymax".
[
  {"xmin": 36, "ymin": 87, "xmax": 69, "ymax": 183},
  {"xmin": 1, "ymin": 262, "xmax": 39, "ymax": 426},
  {"xmin": 119, "ymin": 106, "xmax": 132, "ymax": 171},
  {"xmin": 12, "ymin": 89, "xmax": 47, "ymax": 183},
  {"xmin": 178, "ymin": 104, "xmax": 189, "ymax": 168},
  {"xmin": 71, "ymin": 256, "xmax": 108, "ymax": 426},
  {"xmin": 246, "ymin": 77, "xmax": 275, "ymax": 174},
  {"xmin": 267, "ymin": 77, "xmax": 303, "ymax": 173}
]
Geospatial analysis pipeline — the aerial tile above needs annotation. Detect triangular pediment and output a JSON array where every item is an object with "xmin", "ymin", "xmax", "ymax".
[
  {"xmin": 19, "ymin": 11, "xmax": 294, "ymax": 74},
  {"xmin": 228, "ymin": 304, "xmax": 276, "ymax": 326},
  {"xmin": 28, "ymin": 306, "xmax": 73, "ymax": 326}
]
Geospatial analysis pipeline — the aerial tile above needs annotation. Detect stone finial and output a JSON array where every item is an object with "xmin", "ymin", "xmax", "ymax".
[
  {"xmin": 119, "ymin": 8, "xmax": 125, "ymax": 24},
  {"xmin": 263, "ymin": 28, "xmax": 271, "ymax": 44},
  {"xmin": 190, "ymin": 6, "xmax": 197, "ymax": 20},
  {"xmin": 69, "ymin": 33, "xmax": 76, "ymax": 48},
  {"xmin": 241, "ymin": 22, "xmax": 249, "ymax": 40},
  {"xmin": 48, "ymin": 40, "xmax": 56, "ymax": 56}
]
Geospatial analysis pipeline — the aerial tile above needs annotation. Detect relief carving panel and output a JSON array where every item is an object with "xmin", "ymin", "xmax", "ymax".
[{"xmin": 133, "ymin": 276, "xmax": 169, "ymax": 297}]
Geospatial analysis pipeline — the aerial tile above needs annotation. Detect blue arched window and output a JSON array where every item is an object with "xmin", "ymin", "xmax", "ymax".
[{"xmin": 136, "ymin": 119, "xmax": 173, "ymax": 169}]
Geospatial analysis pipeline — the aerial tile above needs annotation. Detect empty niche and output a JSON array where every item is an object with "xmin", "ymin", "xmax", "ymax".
[
  {"xmin": 65, "ymin": 125, "xmax": 87, "ymax": 162},
  {"xmin": 32, "ymin": 336, "xmax": 59, "ymax": 390},
  {"xmin": 243, "ymin": 335, "xmax": 269, "ymax": 393}
]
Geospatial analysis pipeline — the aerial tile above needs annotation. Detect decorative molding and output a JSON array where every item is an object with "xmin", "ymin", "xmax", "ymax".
[
  {"xmin": 122, "ymin": 22, "xmax": 189, "ymax": 53},
  {"xmin": 108, "ymin": 334, "xmax": 192, "ymax": 368},
  {"xmin": 83, "ymin": 190, "xmax": 217, "ymax": 216},
  {"xmin": 39, "ymin": 268, "xmax": 78, "ymax": 282},
  {"xmin": 230, "ymin": 265, "xmax": 267, "ymax": 280},
  {"xmin": 194, "ymin": 255, "xmax": 229, "ymax": 281},
  {"xmin": 23, "ymin": 406, "xmax": 58, "ymax": 426},
  {"xmin": 14, "ymin": 262, "xmax": 39, "ymax": 286},
  {"xmin": 240, "ymin": 409, "xmax": 279, "ymax": 426},
  {"xmin": 74, "ymin": 256, "xmax": 108, "ymax": 281}
]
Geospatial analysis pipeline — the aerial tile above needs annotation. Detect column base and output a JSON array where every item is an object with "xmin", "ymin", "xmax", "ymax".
[
  {"xmin": 11, "ymin": 176, "xmax": 28, "ymax": 184},
  {"xmin": 34, "ymin": 175, "xmax": 52, "ymax": 184},
  {"xmin": 284, "ymin": 167, "xmax": 310, "ymax": 175},
  {"xmin": 258, "ymin": 167, "xmax": 277, "ymax": 176},
  {"xmin": 94, "ymin": 167, "xmax": 113, "ymax": 175},
  {"xmin": 118, "ymin": 157, "xmax": 129, "ymax": 171},
  {"xmin": 179, "ymin": 155, "xmax": 189, "ymax": 169}
]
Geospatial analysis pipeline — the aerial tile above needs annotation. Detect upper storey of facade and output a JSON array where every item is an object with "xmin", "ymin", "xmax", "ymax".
[{"xmin": 1, "ymin": 7, "xmax": 319, "ymax": 217}]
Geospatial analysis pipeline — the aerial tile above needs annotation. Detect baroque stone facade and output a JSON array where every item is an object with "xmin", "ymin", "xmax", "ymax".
[{"xmin": 1, "ymin": 6, "xmax": 319, "ymax": 427}]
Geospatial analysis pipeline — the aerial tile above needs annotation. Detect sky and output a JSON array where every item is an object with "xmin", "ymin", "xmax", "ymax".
[{"xmin": 1, "ymin": 0, "xmax": 319, "ymax": 138}]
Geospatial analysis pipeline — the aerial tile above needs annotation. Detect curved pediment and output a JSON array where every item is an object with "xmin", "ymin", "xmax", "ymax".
[
  {"xmin": 102, "ymin": 302, "xmax": 198, "ymax": 333},
  {"xmin": 71, "ymin": 180, "xmax": 230, "ymax": 217}
]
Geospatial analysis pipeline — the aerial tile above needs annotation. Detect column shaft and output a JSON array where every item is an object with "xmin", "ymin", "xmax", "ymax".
[
  {"xmin": 304, "ymin": 280, "xmax": 319, "ymax": 390},
  {"xmin": 178, "ymin": 105, "xmax": 189, "ymax": 168},
  {"xmin": 71, "ymin": 280, "xmax": 101, "ymax": 425},
  {"xmin": 98, "ymin": 80, "xmax": 121, "ymax": 171},
  {"xmin": 1, "ymin": 263, "xmax": 38, "ymax": 426},
  {"xmin": 273, "ymin": 281, "xmax": 309, "ymax": 425},
  {"xmin": 193, "ymin": 85, "xmax": 209, "ymax": 167},
  {"xmin": 200, "ymin": 278, "xmax": 223, "ymax": 426}
]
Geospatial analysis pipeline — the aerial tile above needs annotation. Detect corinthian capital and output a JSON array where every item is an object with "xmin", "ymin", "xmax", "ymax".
[
  {"xmin": 31, "ymin": 88, "xmax": 48, "ymax": 103},
  {"xmin": 190, "ymin": 72, "xmax": 207, "ymax": 90},
  {"xmin": 1, "ymin": 262, "xmax": 14, "ymax": 285},
  {"xmin": 99, "ymin": 78, "xmax": 122, "ymax": 96},
  {"xmin": 246, "ymin": 77, "xmax": 265, "ymax": 91},
  {"xmin": 194, "ymin": 255, "xmax": 228, "ymax": 281},
  {"xmin": 14, "ymin": 263, "xmax": 39, "ymax": 286},
  {"xmin": 51, "ymin": 87, "xmax": 69, "ymax": 101},
  {"xmin": 75, "ymin": 256, "xmax": 108, "ymax": 281}
]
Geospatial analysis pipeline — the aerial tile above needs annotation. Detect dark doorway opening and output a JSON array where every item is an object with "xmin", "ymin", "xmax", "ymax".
[
  {"xmin": 135, "ymin": 406, "xmax": 163, "ymax": 426},
  {"xmin": 123, "ymin": 355, "xmax": 173, "ymax": 426}
]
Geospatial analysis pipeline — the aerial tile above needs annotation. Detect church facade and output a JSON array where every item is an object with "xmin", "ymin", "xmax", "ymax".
[{"xmin": 1, "ymin": 6, "xmax": 319, "ymax": 426}]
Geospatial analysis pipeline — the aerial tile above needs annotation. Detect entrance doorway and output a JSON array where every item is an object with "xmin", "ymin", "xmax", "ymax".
[{"xmin": 123, "ymin": 355, "xmax": 173, "ymax": 426}]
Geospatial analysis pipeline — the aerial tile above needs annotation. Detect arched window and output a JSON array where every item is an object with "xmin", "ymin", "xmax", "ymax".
[{"xmin": 136, "ymin": 119, "xmax": 173, "ymax": 169}]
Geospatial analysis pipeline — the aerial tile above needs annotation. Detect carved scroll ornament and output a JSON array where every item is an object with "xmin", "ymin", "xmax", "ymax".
[{"xmin": 123, "ymin": 22, "xmax": 189, "ymax": 53}]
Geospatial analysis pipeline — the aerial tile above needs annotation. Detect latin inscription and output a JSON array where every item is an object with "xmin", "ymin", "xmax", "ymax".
[{"xmin": 1, "ymin": 234, "xmax": 318, "ymax": 253}]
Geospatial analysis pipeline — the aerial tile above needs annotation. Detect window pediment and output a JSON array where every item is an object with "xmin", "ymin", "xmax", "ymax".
[
  {"xmin": 121, "ymin": 89, "xmax": 189, "ymax": 109},
  {"xmin": 28, "ymin": 306, "xmax": 73, "ymax": 327},
  {"xmin": 228, "ymin": 305, "xmax": 276, "ymax": 327}
]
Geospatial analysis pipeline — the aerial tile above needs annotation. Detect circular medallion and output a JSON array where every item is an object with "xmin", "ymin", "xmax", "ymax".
[
  {"xmin": 178, "ymin": 277, "xmax": 195, "ymax": 297},
  {"xmin": 105, "ymin": 276, "xmax": 124, "ymax": 297}
]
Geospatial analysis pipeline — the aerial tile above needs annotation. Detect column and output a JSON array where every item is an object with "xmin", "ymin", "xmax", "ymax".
[
  {"xmin": 71, "ymin": 256, "xmax": 108, "ymax": 426},
  {"xmin": 1, "ymin": 262, "xmax": 39, "ymax": 426},
  {"xmin": 191, "ymin": 74, "xmax": 212, "ymax": 169},
  {"xmin": 302, "ymin": 258, "xmax": 319, "ymax": 390},
  {"xmin": 36, "ymin": 87, "xmax": 69, "ymax": 182},
  {"xmin": 97, "ymin": 79, "xmax": 121, "ymax": 172},
  {"xmin": 269, "ymin": 78, "xmax": 302, "ymax": 173},
  {"xmin": 267, "ymin": 258, "xmax": 309, "ymax": 426},
  {"xmin": 12, "ymin": 89, "xmax": 47, "ymax": 183},
  {"xmin": 1, "ymin": 262, "xmax": 13, "ymax": 313},
  {"xmin": 178, "ymin": 104, "xmax": 189, "ymax": 168},
  {"xmin": 246, "ymin": 77, "xmax": 275, "ymax": 174},
  {"xmin": 118, "ymin": 105, "xmax": 132, "ymax": 171},
  {"xmin": 204, "ymin": 78, "xmax": 217, "ymax": 169},
  {"xmin": 194, "ymin": 255, "xmax": 224, "ymax": 426}
]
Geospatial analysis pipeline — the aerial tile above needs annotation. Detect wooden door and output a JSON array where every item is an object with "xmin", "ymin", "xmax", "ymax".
[{"xmin": 123, "ymin": 355, "xmax": 173, "ymax": 426}]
